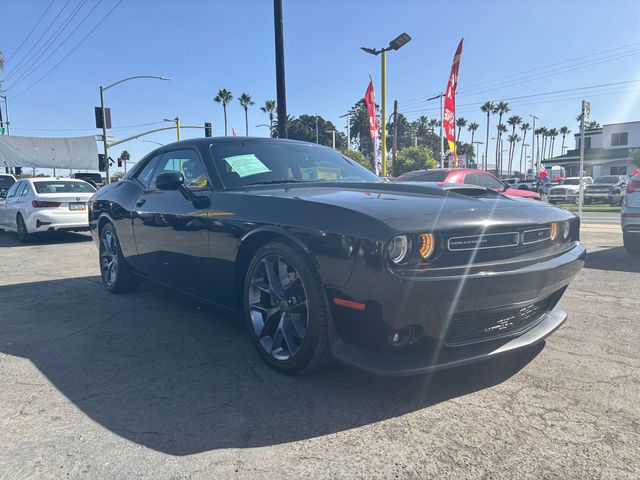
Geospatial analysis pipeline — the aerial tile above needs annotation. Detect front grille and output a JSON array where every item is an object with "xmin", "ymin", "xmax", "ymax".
[
  {"xmin": 444, "ymin": 290, "xmax": 564, "ymax": 346},
  {"xmin": 550, "ymin": 188, "xmax": 567, "ymax": 195}
]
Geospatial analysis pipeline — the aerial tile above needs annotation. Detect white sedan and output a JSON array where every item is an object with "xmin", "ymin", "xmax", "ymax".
[{"xmin": 0, "ymin": 178, "xmax": 96, "ymax": 242}]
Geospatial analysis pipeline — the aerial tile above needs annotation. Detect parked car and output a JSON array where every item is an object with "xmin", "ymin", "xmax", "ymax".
[
  {"xmin": 89, "ymin": 138, "xmax": 584, "ymax": 376},
  {"xmin": 621, "ymin": 173, "xmax": 640, "ymax": 254},
  {"xmin": 72, "ymin": 172, "xmax": 104, "ymax": 189},
  {"xmin": 395, "ymin": 169, "xmax": 541, "ymax": 200},
  {"xmin": 547, "ymin": 177, "xmax": 594, "ymax": 204},
  {"xmin": 0, "ymin": 178, "xmax": 96, "ymax": 242},
  {"xmin": 0, "ymin": 173, "xmax": 16, "ymax": 198},
  {"xmin": 584, "ymin": 175, "xmax": 629, "ymax": 206},
  {"xmin": 504, "ymin": 177, "xmax": 537, "ymax": 191}
]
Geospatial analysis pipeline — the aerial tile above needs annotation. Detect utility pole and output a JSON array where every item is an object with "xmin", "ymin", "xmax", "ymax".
[
  {"xmin": 472, "ymin": 141, "xmax": 483, "ymax": 168},
  {"xmin": 339, "ymin": 111, "xmax": 351, "ymax": 150},
  {"xmin": 529, "ymin": 114, "xmax": 538, "ymax": 176},
  {"xmin": 273, "ymin": 0, "xmax": 288, "ymax": 139},
  {"xmin": 325, "ymin": 130, "xmax": 336, "ymax": 149},
  {"xmin": 578, "ymin": 100, "xmax": 590, "ymax": 221},
  {"xmin": 392, "ymin": 99, "xmax": 398, "ymax": 177},
  {"xmin": 427, "ymin": 93, "xmax": 445, "ymax": 167},
  {"xmin": 99, "ymin": 85, "xmax": 109, "ymax": 183},
  {"xmin": 380, "ymin": 50, "xmax": 387, "ymax": 175}
]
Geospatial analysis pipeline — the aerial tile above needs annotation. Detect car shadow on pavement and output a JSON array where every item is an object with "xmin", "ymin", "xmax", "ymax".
[
  {"xmin": 0, "ymin": 231, "xmax": 92, "ymax": 247},
  {"xmin": 0, "ymin": 275, "xmax": 542, "ymax": 456},
  {"xmin": 584, "ymin": 246, "xmax": 640, "ymax": 273}
]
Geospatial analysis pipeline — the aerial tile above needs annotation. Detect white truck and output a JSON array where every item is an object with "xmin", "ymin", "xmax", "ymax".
[{"xmin": 547, "ymin": 176, "xmax": 594, "ymax": 204}]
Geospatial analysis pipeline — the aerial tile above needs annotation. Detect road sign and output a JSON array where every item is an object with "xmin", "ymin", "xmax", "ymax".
[{"xmin": 582, "ymin": 100, "xmax": 591, "ymax": 123}]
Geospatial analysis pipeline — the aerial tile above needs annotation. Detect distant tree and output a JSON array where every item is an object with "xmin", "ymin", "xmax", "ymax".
[
  {"xmin": 548, "ymin": 128, "xmax": 559, "ymax": 158},
  {"xmin": 340, "ymin": 148, "xmax": 370, "ymax": 170},
  {"xmin": 506, "ymin": 134, "xmax": 521, "ymax": 175},
  {"xmin": 387, "ymin": 113, "xmax": 414, "ymax": 152},
  {"xmin": 455, "ymin": 117, "xmax": 467, "ymax": 143},
  {"xmin": 559, "ymin": 126, "xmax": 571, "ymax": 154},
  {"xmin": 493, "ymin": 101, "xmax": 510, "ymax": 170},
  {"xmin": 506, "ymin": 115, "xmax": 522, "ymax": 170},
  {"xmin": 467, "ymin": 122, "xmax": 479, "ymax": 164},
  {"xmin": 576, "ymin": 113, "xmax": 600, "ymax": 131},
  {"xmin": 539, "ymin": 127, "xmax": 549, "ymax": 160},
  {"xmin": 348, "ymin": 99, "xmax": 379, "ymax": 160},
  {"xmin": 288, "ymin": 114, "xmax": 346, "ymax": 149},
  {"xmin": 395, "ymin": 146, "xmax": 437, "ymax": 175},
  {"xmin": 260, "ymin": 100, "xmax": 277, "ymax": 137},
  {"xmin": 119, "ymin": 150, "xmax": 130, "ymax": 169},
  {"xmin": 412, "ymin": 115, "xmax": 430, "ymax": 143},
  {"xmin": 630, "ymin": 147, "xmax": 640, "ymax": 168},
  {"xmin": 214, "ymin": 89, "xmax": 233, "ymax": 136},
  {"xmin": 238, "ymin": 93, "xmax": 255, "ymax": 136},
  {"xmin": 480, "ymin": 101, "xmax": 495, "ymax": 170},
  {"xmin": 519, "ymin": 122, "xmax": 531, "ymax": 174},
  {"xmin": 496, "ymin": 123, "xmax": 508, "ymax": 173},
  {"xmin": 271, "ymin": 113, "xmax": 294, "ymax": 138}
]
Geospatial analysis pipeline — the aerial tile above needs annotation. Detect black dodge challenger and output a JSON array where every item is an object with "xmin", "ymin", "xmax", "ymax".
[{"xmin": 89, "ymin": 138, "xmax": 585, "ymax": 376}]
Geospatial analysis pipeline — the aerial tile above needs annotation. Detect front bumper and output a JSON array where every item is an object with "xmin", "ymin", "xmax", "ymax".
[
  {"xmin": 327, "ymin": 242, "xmax": 585, "ymax": 376},
  {"xmin": 332, "ymin": 306, "xmax": 567, "ymax": 376},
  {"xmin": 548, "ymin": 192, "xmax": 578, "ymax": 202}
]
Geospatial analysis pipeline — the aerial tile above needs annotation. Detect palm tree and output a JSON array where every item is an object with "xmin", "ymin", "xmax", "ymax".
[
  {"xmin": 539, "ymin": 127, "xmax": 548, "ymax": 160},
  {"xmin": 493, "ymin": 101, "xmax": 510, "ymax": 170},
  {"xmin": 455, "ymin": 117, "xmax": 467, "ymax": 143},
  {"xmin": 506, "ymin": 115, "xmax": 522, "ymax": 170},
  {"xmin": 214, "ymin": 89, "xmax": 233, "ymax": 136},
  {"xmin": 260, "ymin": 99, "xmax": 277, "ymax": 137},
  {"xmin": 519, "ymin": 122, "xmax": 531, "ymax": 175},
  {"xmin": 467, "ymin": 122, "xmax": 479, "ymax": 165},
  {"xmin": 413, "ymin": 116, "xmax": 430, "ymax": 145},
  {"xmin": 0, "ymin": 50, "xmax": 4, "ymax": 71},
  {"xmin": 497, "ymin": 123, "xmax": 508, "ymax": 174},
  {"xmin": 238, "ymin": 93, "xmax": 255, "ymax": 136},
  {"xmin": 507, "ymin": 134, "xmax": 521, "ymax": 175},
  {"xmin": 559, "ymin": 126, "xmax": 571, "ymax": 155},
  {"xmin": 548, "ymin": 128, "xmax": 559, "ymax": 158},
  {"xmin": 480, "ymin": 101, "xmax": 495, "ymax": 170},
  {"xmin": 534, "ymin": 128, "xmax": 543, "ymax": 165}
]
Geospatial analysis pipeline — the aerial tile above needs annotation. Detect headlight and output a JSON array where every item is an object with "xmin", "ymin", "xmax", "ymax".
[
  {"xmin": 387, "ymin": 235, "xmax": 411, "ymax": 264},
  {"xmin": 561, "ymin": 221, "xmax": 571, "ymax": 241},
  {"xmin": 551, "ymin": 221, "xmax": 571, "ymax": 242},
  {"xmin": 418, "ymin": 233, "xmax": 436, "ymax": 260}
]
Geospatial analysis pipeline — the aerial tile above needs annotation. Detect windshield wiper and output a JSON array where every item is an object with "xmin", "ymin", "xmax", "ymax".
[{"xmin": 243, "ymin": 179, "xmax": 304, "ymax": 186}]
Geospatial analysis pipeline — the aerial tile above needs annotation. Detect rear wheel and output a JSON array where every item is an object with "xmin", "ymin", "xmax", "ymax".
[
  {"xmin": 16, "ymin": 214, "xmax": 32, "ymax": 243},
  {"xmin": 99, "ymin": 222, "xmax": 140, "ymax": 293},
  {"xmin": 244, "ymin": 241, "xmax": 331, "ymax": 375},
  {"xmin": 623, "ymin": 232, "xmax": 640, "ymax": 255}
]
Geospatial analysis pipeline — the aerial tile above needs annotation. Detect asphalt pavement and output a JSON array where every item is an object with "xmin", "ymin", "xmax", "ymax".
[{"xmin": 0, "ymin": 229, "xmax": 638, "ymax": 479}]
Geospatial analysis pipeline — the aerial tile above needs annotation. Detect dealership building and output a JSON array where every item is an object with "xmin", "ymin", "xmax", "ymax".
[{"xmin": 543, "ymin": 120, "xmax": 639, "ymax": 177}]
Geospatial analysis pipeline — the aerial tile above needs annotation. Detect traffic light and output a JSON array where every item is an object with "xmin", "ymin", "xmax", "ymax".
[
  {"xmin": 204, "ymin": 122, "xmax": 212, "ymax": 138},
  {"xmin": 98, "ymin": 154, "xmax": 106, "ymax": 172},
  {"xmin": 117, "ymin": 157, "xmax": 122, "ymax": 167}
]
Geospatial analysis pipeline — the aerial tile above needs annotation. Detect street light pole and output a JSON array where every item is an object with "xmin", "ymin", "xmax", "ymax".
[
  {"xmin": 361, "ymin": 33, "xmax": 411, "ymax": 176},
  {"xmin": 273, "ymin": 0, "xmax": 288, "ymax": 139},
  {"xmin": 339, "ymin": 111, "xmax": 352, "ymax": 150},
  {"xmin": 0, "ymin": 93, "xmax": 10, "ymax": 135},
  {"xmin": 99, "ymin": 75, "xmax": 170, "ymax": 184},
  {"xmin": 164, "ymin": 116, "xmax": 181, "ymax": 141},
  {"xmin": 472, "ymin": 141, "xmax": 484, "ymax": 168},
  {"xmin": 427, "ymin": 92, "xmax": 445, "ymax": 167}
]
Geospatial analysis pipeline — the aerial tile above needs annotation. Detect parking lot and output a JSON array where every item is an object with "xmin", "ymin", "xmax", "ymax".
[{"xmin": 0, "ymin": 226, "xmax": 638, "ymax": 479}]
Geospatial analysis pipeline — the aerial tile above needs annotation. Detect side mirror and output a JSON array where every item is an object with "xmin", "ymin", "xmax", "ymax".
[{"xmin": 155, "ymin": 171, "xmax": 184, "ymax": 191}]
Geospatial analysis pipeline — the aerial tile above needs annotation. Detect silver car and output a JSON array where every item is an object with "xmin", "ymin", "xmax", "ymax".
[{"xmin": 622, "ymin": 173, "xmax": 640, "ymax": 254}]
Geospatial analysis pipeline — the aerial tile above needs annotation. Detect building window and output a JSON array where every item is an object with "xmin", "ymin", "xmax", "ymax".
[
  {"xmin": 611, "ymin": 132, "xmax": 628, "ymax": 146},
  {"xmin": 577, "ymin": 137, "xmax": 591, "ymax": 150},
  {"xmin": 610, "ymin": 166, "xmax": 627, "ymax": 175}
]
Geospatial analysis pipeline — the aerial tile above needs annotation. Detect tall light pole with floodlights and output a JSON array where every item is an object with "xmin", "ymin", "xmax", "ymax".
[
  {"xmin": 360, "ymin": 33, "xmax": 411, "ymax": 176},
  {"xmin": 99, "ymin": 75, "xmax": 170, "ymax": 183}
]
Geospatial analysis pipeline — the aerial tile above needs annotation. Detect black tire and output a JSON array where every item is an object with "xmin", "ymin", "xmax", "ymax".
[
  {"xmin": 244, "ymin": 241, "xmax": 332, "ymax": 375},
  {"xmin": 99, "ymin": 222, "xmax": 140, "ymax": 293},
  {"xmin": 623, "ymin": 232, "xmax": 640, "ymax": 255},
  {"xmin": 16, "ymin": 214, "xmax": 32, "ymax": 243}
]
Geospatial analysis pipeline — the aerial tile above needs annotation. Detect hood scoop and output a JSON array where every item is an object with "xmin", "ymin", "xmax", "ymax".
[{"xmin": 440, "ymin": 183, "xmax": 502, "ymax": 198}]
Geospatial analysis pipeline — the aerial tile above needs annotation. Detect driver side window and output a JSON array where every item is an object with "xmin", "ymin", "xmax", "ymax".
[{"xmin": 154, "ymin": 149, "xmax": 210, "ymax": 191}]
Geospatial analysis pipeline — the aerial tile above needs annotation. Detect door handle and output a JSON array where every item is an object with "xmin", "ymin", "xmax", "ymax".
[{"xmin": 136, "ymin": 199, "xmax": 146, "ymax": 207}]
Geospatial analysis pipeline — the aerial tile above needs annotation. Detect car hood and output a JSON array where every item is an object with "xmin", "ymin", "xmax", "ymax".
[
  {"xmin": 550, "ymin": 185, "xmax": 579, "ymax": 191},
  {"xmin": 242, "ymin": 182, "xmax": 570, "ymax": 233}
]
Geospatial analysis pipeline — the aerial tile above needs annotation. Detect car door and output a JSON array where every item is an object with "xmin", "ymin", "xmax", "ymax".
[
  {"xmin": 0, "ymin": 181, "xmax": 23, "ymax": 230},
  {"xmin": 131, "ymin": 148, "xmax": 213, "ymax": 298}
]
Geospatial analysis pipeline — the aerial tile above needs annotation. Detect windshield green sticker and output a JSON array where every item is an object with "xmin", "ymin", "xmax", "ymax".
[{"xmin": 224, "ymin": 154, "xmax": 271, "ymax": 178}]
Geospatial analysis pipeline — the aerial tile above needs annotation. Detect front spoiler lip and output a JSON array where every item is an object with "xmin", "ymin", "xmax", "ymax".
[{"xmin": 330, "ymin": 306, "xmax": 567, "ymax": 377}]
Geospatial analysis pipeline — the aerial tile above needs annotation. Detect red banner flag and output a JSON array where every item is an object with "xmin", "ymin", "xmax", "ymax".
[
  {"xmin": 364, "ymin": 78, "xmax": 380, "ymax": 174},
  {"xmin": 444, "ymin": 38, "xmax": 463, "ymax": 167},
  {"xmin": 232, "ymin": 127, "xmax": 237, "ymax": 137}
]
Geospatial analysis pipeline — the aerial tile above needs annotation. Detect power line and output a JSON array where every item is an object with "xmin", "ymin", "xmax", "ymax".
[
  {"xmin": 4, "ymin": 0, "xmax": 74, "ymax": 78},
  {"xmin": 3, "ymin": 0, "xmax": 57, "ymax": 65},
  {"xmin": 11, "ymin": 0, "xmax": 124, "ymax": 100},
  {"xmin": 6, "ymin": 0, "xmax": 103, "ymax": 91},
  {"xmin": 5, "ymin": 0, "xmax": 94, "ymax": 90},
  {"xmin": 9, "ymin": 121, "xmax": 166, "ymax": 132}
]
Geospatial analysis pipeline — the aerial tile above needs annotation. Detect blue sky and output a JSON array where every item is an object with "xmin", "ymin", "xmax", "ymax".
[{"xmin": 2, "ymin": 0, "xmax": 640, "ymax": 172}]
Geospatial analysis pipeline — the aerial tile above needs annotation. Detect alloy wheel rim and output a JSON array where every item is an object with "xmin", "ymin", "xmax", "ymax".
[
  {"xmin": 100, "ymin": 230, "xmax": 119, "ymax": 287},
  {"xmin": 17, "ymin": 217, "xmax": 24, "ymax": 236},
  {"xmin": 248, "ymin": 254, "xmax": 309, "ymax": 361}
]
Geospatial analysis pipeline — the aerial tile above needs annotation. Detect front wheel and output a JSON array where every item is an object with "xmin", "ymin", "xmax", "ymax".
[
  {"xmin": 623, "ymin": 232, "xmax": 640, "ymax": 255},
  {"xmin": 244, "ymin": 241, "xmax": 332, "ymax": 375},
  {"xmin": 99, "ymin": 222, "xmax": 140, "ymax": 293}
]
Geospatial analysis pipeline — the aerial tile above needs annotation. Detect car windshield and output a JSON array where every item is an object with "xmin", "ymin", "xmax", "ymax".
[
  {"xmin": 560, "ymin": 179, "xmax": 580, "ymax": 185},
  {"xmin": 0, "ymin": 176, "xmax": 15, "ymax": 188},
  {"xmin": 33, "ymin": 181, "xmax": 96, "ymax": 194},
  {"xmin": 210, "ymin": 141, "xmax": 380, "ymax": 188},
  {"xmin": 594, "ymin": 176, "xmax": 620, "ymax": 184},
  {"xmin": 396, "ymin": 171, "xmax": 448, "ymax": 182}
]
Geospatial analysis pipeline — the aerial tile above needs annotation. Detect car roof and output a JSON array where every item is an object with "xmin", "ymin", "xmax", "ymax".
[
  {"xmin": 158, "ymin": 136, "xmax": 320, "ymax": 150},
  {"xmin": 27, "ymin": 177, "xmax": 88, "ymax": 183}
]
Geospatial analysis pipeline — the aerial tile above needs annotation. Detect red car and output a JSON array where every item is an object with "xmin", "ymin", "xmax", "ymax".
[{"xmin": 396, "ymin": 169, "xmax": 541, "ymax": 200}]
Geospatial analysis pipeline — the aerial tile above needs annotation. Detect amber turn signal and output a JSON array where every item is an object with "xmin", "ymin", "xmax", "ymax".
[{"xmin": 418, "ymin": 233, "xmax": 435, "ymax": 259}]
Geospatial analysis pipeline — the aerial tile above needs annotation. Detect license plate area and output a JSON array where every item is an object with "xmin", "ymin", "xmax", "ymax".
[{"xmin": 69, "ymin": 202, "xmax": 86, "ymax": 211}]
